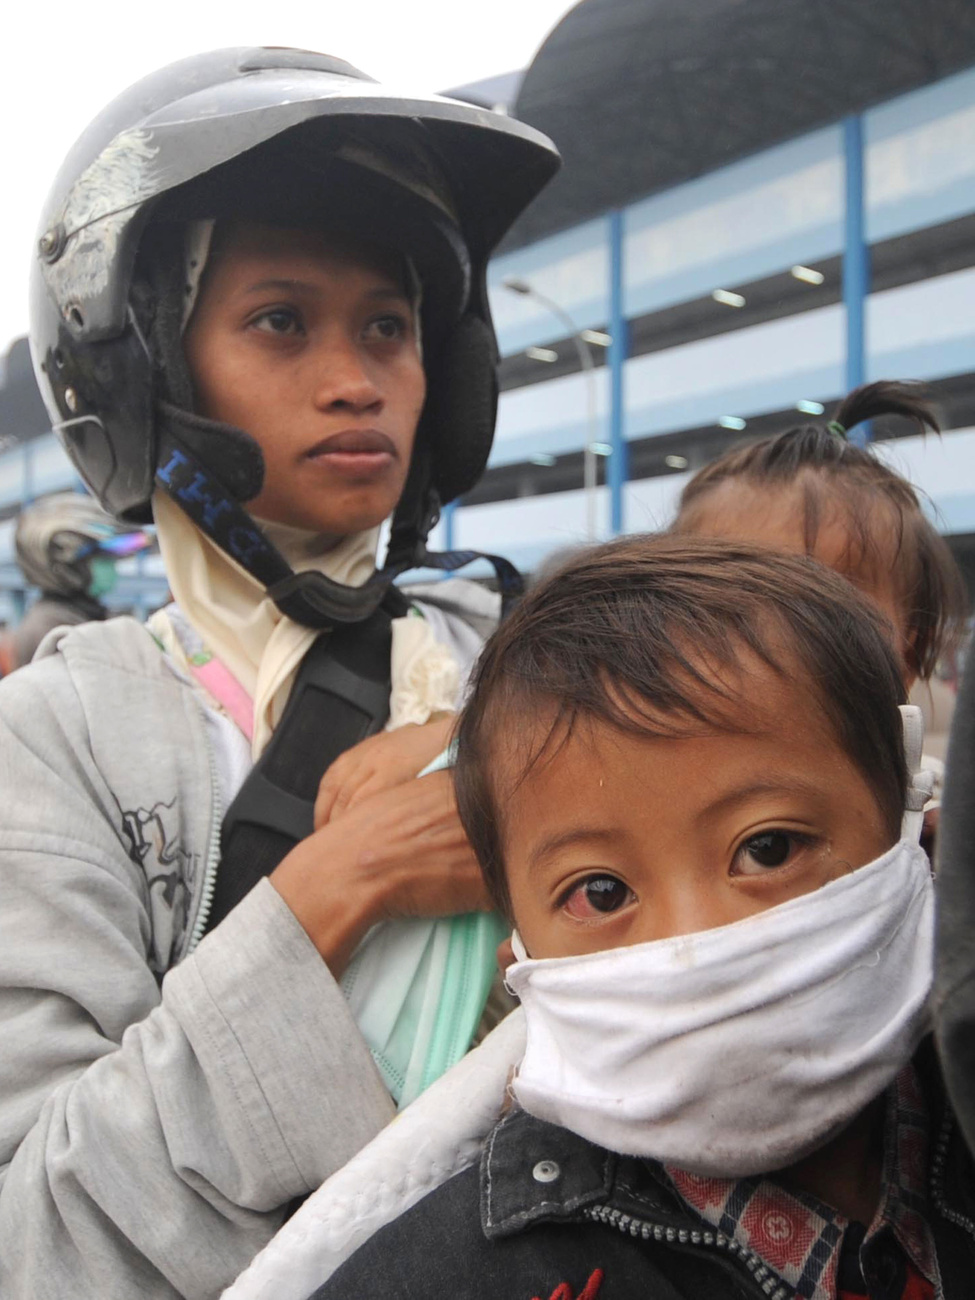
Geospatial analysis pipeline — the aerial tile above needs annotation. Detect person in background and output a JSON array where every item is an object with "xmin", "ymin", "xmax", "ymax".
[
  {"xmin": 0, "ymin": 492, "xmax": 150, "ymax": 672},
  {"xmin": 672, "ymin": 381, "xmax": 967, "ymax": 694}
]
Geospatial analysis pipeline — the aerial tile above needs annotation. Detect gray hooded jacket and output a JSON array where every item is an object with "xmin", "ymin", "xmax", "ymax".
[{"xmin": 0, "ymin": 583, "xmax": 494, "ymax": 1299}]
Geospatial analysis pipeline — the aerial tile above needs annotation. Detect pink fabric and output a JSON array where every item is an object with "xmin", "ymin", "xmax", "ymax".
[{"xmin": 190, "ymin": 657, "xmax": 254, "ymax": 742}]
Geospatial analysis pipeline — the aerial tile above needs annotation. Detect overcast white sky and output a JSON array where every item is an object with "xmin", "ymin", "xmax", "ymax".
[{"xmin": 1, "ymin": 0, "xmax": 575, "ymax": 357}]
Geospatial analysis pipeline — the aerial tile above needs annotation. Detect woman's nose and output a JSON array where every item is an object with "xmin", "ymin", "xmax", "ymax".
[{"xmin": 312, "ymin": 338, "xmax": 383, "ymax": 413}]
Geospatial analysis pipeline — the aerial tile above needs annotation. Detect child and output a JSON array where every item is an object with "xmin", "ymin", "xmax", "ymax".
[
  {"xmin": 303, "ymin": 536, "xmax": 973, "ymax": 1300},
  {"xmin": 672, "ymin": 380, "xmax": 967, "ymax": 690}
]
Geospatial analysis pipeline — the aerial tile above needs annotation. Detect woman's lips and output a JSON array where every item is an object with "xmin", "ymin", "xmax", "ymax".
[{"xmin": 303, "ymin": 429, "xmax": 397, "ymax": 476}]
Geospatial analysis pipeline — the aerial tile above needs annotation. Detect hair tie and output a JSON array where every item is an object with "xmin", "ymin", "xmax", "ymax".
[{"xmin": 826, "ymin": 420, "xmax": 848, "ymax": 440}]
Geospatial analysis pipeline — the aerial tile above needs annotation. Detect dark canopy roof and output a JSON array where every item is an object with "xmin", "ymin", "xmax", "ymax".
[
  {"xmin": 0, "ymin": 339, "xmax": 49, "ymax": 445},
  {"xmin": 507, "ymin": 0, "xmax": 975, "ymax": 248}
]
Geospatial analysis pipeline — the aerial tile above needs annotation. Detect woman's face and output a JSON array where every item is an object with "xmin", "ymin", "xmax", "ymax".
[{"xmin": 184, "ymin": 223, "xmax": 426, "ymax": 535}]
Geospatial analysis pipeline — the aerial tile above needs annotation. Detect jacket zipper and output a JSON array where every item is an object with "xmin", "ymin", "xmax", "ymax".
[
  {"xmin": 186, "ymin": 702, "xmax": 224, "ymax": 955},
  {"xmin": 929, "ymin": 1110, "xmax": 975, "ymax": 1244},
  {"xmin": 581, "ymin": 1203, "xmax": 793, "ymax": 1300}
]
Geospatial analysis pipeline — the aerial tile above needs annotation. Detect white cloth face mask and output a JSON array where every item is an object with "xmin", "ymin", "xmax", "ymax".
[{"xmin": 504, "ymin": 706, "xmax": 936, "ymax": 1178}]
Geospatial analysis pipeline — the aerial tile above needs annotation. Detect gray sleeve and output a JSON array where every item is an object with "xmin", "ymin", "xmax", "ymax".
[{"xmin": 0, "ymin": 658, "xmax": 395, "ymax": 1299}]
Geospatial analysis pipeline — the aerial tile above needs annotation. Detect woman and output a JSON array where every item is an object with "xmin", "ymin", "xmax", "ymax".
[{"xmin": 0, "ymin": 47, "xmax": 558, "ymax": 1300}]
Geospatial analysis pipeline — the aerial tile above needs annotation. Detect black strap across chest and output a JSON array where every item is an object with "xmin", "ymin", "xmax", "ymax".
[{"xmin": 203, "ymin": 590, "xmax": 407, "ymax": 933}]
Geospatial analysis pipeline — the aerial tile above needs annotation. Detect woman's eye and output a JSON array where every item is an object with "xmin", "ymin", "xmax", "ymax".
[
  {"xmin": 735, "ymin": 830, "xmax": 802, "ymax": 875},
  {"xmin": 252, "ymin": 308, "xmax": 302, "ymax": 335},
  {"xmin": 562, "ymin": 875, "xmax": 634, "ymax": 920},
  {"xmin": 366, "ymin": 314, "xmax": 408, "ymax": 342}
]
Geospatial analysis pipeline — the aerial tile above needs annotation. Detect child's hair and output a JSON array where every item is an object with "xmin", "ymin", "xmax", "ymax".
[
  {"xmin": 454, "ymin": 535, "xmax": 907, "ymax": 917},
  {"xmin": 672, "ymin": 381, "xmax": 968, "ymax": 681}
]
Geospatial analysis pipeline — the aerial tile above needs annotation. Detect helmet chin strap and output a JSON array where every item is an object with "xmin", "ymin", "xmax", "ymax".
[{"xmin": 155, "ymin": 403, "xmax": 523, "ymax": 629}]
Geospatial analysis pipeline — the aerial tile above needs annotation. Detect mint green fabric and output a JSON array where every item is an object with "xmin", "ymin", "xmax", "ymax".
[
  {"xmin": 339, "ymin": 745, "xmax": 504, "ymax": 1107},
  {"xmin": 416, "ymin": 911, "xmax": 508, "ymax": 1099}
]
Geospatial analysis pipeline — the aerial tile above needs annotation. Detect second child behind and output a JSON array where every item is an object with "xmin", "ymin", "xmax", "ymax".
[{"xmin": 672, "ymin": 380, "xmax": 967, "ymax": 690}]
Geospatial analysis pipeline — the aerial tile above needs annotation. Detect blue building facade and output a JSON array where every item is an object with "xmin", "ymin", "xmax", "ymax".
[{"xmin": 446, "ymin": 62, "xmax": 975, "ymax": 577}]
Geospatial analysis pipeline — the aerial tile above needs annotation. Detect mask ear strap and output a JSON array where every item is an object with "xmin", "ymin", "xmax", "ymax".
[
  {"xmin": 900, "ymin": 704, "xmax": 934, "ymax": 843},
  {"xmin": 503, "ymin": 930, "xmax": 529, "ymax": 995}
]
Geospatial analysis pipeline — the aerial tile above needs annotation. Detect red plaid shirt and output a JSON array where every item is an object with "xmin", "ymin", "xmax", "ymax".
[{"xmin": 664, "ymin": 1067, "xmax": 939, "ymax": 1300}]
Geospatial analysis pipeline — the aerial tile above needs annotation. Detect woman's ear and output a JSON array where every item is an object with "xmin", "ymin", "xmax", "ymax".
[{"xmin": 496, "ymin": 936, "xmax": 516, "ymax": 974}]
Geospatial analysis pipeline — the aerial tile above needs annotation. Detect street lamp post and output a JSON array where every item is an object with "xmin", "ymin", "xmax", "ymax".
[{"xmin": 502, "ymin": 276, "xmax": 600, "ymax": 542}]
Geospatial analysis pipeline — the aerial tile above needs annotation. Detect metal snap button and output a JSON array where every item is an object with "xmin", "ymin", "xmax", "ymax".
[{"xmin": 532, "ymin": 1159, "xmax": 561, "ymax": 1183}]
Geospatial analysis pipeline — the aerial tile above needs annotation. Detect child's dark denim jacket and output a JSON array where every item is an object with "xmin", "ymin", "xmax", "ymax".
[{"xmin": 312, "ymin": 1052, "xmax": 975, "ymax": 1300}]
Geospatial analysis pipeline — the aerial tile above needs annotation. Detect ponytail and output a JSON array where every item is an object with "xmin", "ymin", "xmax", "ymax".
[{"xmin": 831, "ymin": 380, "xmax": 939, "ymax": 442}]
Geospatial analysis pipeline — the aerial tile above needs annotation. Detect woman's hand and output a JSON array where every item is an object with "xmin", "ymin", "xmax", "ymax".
[
  {"xmin": 314, "ymin": 715, "xmax": 456, "ymax": 829},
  {"xmin": 271, "ymin": 768, "xmax": 489, "ymax": 976}
]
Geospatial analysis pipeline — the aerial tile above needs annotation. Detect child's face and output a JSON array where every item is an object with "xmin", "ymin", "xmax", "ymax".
[
  {"xmin": 184, "ymin": 222, "xmax": 426, "ymax": 535},
  {"xmin": 680, "ymin": 480, "xmax": 912, "ymax": 684},
  {"xmin": 498, "ymin": 654, "xmax": 894, "ymax": 959}
]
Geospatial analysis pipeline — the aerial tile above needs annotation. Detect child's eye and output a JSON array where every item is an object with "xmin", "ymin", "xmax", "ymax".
[
  {"xmin": 562, "ymin": 874, "xmax": 635, "ymax": 920},
  {"xmin": 251, "ymin": 307, "xmax": 303, "ymax": 336},
  {"xmin": 733, "ymin": 830, "xmax": 809, "ymax": 876}
]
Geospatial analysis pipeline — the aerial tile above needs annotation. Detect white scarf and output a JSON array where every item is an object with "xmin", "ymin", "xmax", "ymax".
[{"xmin": 151, "ymin": 492, "xmax": 458, "ymax": 755}]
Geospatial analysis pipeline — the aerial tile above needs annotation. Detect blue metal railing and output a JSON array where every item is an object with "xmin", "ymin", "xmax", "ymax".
[{"xmin": 842, "ymin": 113, "xmax": 870, "ymax": 444}]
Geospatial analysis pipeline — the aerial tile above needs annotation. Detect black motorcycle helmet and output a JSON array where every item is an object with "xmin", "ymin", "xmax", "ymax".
[{"xmin": 29, "ymin": 47, "xmax": 559, "ymax": 627}]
